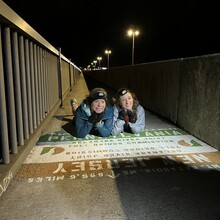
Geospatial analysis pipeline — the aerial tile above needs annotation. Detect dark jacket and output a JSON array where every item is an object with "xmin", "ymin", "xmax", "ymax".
[{"xmin": 74, "ymin": 102, "xmax": 114, "ymax": 138}]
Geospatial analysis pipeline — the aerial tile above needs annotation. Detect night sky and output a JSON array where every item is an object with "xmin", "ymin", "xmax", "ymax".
[{"xmin": 3, "ymin": 0, "xmax": 220, "ymax": 68}]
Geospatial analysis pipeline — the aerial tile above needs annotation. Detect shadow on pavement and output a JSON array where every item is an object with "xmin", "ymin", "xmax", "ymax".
[{"xmin": 113, "ymin": 157, "xmax": 220, "ymax": 220}]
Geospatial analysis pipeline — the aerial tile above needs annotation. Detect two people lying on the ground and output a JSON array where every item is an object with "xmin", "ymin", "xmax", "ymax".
[
  {"xmin": 111, "ymin": 88, "xmax": 145, "ymax": 136},
  {"xmin": 71, "ymin": 87, "xmax": 114, "ymax": 138}
]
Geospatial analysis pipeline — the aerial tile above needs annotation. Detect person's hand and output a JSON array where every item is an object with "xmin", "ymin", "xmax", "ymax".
[
  {"xmin": 127, "ymin": 109, "xmax": 137, "ymax": 123},
  {"xmin": 96, "ymin": 112, "xmax": 104, "ymax": 123},
  {"xmin": 118, "ymin": 108, "xmax": 127, "ymax": 120},
  {"xmin": 88, "ymin": 111, "xmax": 98, "ymax": 124},
  {"xmin": 88, "ymin": 111, "xmax": 103, "ymax": 124}
]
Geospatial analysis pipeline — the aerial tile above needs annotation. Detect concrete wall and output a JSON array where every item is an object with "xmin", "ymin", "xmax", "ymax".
[
  {"xmin": 84, "ymin": 54, "xmax": 220, "ymax": 150},
  {"xmin": 178, "ymin": 55, "xmax": 220, "ymax": 150}
]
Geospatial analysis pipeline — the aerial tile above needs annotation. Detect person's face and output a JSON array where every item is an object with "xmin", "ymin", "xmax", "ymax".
[
  {"xmin": 119, "ymin": 92, "xmax": 133, "ymax": 110},
  {"xmin": 91, "ymin": 99, "xmax": 106, "ymax": 113}
]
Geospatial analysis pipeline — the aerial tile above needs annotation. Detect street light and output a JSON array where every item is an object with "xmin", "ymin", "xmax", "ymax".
[
  {"xmin": 105, "ymin": 50, "xmax": 111, "ymax": 69},
  {"xmin": 127, "ymin": 29, "xmax": 139, "ymax": 65},
  {"xmin": 97, "ymin": 57, "xmax": 102, "ymax": 69},
  {"xmin": 93, "ymin": 60, "xmax": 97, "ymax": 69}
]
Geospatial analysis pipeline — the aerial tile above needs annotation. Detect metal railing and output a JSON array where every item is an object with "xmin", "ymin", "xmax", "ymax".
[{"xmin": 0, "ymin": 1, "xmax": 82, "ymax": 164}]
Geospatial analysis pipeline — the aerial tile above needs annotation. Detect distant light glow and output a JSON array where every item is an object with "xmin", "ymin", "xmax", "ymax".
[
  {"xmin": 127, "ymin": 29, "xmax": 140, "ymax": 36},
  {"xmin": 105, "ymin": 49, "xmax": 111, "ymax": 69},
  {"xmin": 105, "ymin": 50, "xmax": 111, "ymax": 54}
]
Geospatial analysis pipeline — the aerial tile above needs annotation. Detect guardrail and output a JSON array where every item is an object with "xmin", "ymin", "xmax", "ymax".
[{"xmin": 0, "ymin": 1, "xmax": 82, "ymax": 164}]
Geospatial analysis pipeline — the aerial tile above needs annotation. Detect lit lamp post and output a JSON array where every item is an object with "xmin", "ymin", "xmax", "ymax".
[
  {"xmin": 97, "ymin": 57, "xmax": 102, "ymax": 69},
  {"xmin": 105, "ymin": 50, "xmax": 111, "ymax": 69},
  {"xmin": 93, "ymin": 60, "xmax": 97, "ymax": 69},
  {"xmin": 127, "ymin": 29, "xmax": 139, "ymax": 65}
]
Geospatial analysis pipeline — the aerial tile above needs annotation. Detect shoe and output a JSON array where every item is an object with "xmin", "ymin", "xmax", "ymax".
[
  {"xmin": 70, "ymin": 98, "xmax": 77, "ymax": 106},
  {"xmin": 70, "ymin": 98, "xmax": 78, "ymax": 114}
]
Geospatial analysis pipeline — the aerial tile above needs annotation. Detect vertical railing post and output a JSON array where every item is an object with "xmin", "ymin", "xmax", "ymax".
[
  {"xmin": 0, "ymin": 25, "xmax": 10, "ymax": 164},
  {"xmin": 3, "ymin": 27, "xmax": 17, "ymax": 155},
  {"xmin": 69, "ymin": 58, "xmax": 72, "ymax": 91},
  {"xmin": 58, "ymin": 47, "xmax": 63, "ymax": 107}
]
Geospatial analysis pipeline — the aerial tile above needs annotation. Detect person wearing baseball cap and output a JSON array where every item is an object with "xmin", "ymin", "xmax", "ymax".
[
  {"xmin": 111, "ymin": 88, "xmax": 145, "ymax": 136},
  {"xmin": 73, "ymin": 87, "xmax": 113, "ymax": 138}
]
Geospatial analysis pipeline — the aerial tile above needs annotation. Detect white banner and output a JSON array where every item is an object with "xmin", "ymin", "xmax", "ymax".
[{"xmin": 24, "ymin": 128, "xmax": 217, "ymax": 164}]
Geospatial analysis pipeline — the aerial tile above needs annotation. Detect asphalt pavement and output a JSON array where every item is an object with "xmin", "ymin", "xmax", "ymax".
[{"xmin": 1, "ymin": 73, "xmax": 220, "ymax": 220}]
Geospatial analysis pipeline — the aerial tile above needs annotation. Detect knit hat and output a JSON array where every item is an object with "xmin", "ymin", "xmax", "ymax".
[
  {"xmin": 116, "ymin": 88, "xmax": 128, "ymax": 100},
  {"xmin": 88, "ymin": 92, "xmax": 107, "ymax": 104}
]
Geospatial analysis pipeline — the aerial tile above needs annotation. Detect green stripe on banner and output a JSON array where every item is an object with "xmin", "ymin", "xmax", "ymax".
[{"xmin": 37, "ymin": 128, "xmax": 188, "ymax": 145}]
